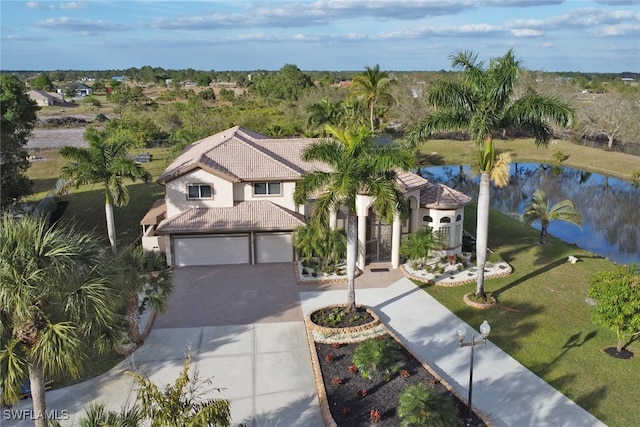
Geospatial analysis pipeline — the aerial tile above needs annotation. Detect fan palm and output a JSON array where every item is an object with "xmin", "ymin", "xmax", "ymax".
[
  {"xmin": 294, "ymin": 124, "xmax": 416, "ymax": 312},
  {"xmin": 0, "ymin": 215, "xmax": 124, "ymax": 427},
  {"xmin": 59, "ymin": 126, "xmax": 152, "ymax": 254},
  {"xmin": 521, "ymin": 189, "xmax": 582, "ymax": 244},
  {"xmin": 115, "ymin": 246, "xmax": 173, "ymax": 355},
  {"xmin": 407, "ymin": 49, "xmax": 574, "ymax": 298},
  {"xmin": 350, "ymin": 64, "xmax": 396, "ymax": 131}
]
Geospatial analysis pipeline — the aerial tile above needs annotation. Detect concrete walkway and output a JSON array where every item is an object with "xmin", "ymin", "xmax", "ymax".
[
  {"xmin": 6, "ymin": 266, "xmax": 606, "ymax": 427},
  {"xmin": 300, "ymin": 277, "xmax": 607, "ymax": 427}
]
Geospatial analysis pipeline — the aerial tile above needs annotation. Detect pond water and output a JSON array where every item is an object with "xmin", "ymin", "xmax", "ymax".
[{"xmin": 419, "ymin": 163, "xmax": 640, "ymax": 265}]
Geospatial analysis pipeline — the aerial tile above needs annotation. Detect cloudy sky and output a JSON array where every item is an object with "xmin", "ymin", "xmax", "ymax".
[{"xmin": 1, "ymin": 0, "xmax": 639, "ymax": 72}]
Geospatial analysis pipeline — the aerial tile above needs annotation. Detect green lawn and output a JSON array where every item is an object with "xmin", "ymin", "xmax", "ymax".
[
  {"xmin": 25, "ymin": 138, "xmax": 639, "ymax": 425},
  {"xmin": 416, "ymin": 139, "xmax": 639, "ymax": 427},
  {"xmin": 27, "ymin": 147, "xmax": 170, "ymax": 247},
  {"xmin": 420, "ymin": 205, "xmax": 638, "ymax": 427}
]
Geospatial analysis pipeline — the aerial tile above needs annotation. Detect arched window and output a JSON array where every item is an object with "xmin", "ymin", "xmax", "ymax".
[
  {"xmin": 456, "ymin": 214, "xmax": 462, "ymax": 222},
  {"xmin": 440, "ymin": 217, "xmax": 451, "ymax": 223},
  {"xmin": 422, "ymin": 215, "xmax": 433, "ymax": 223}
]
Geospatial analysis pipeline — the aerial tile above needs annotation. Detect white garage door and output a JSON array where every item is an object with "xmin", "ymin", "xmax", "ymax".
[
  {"xmin": 174, "ymin": 235, "xmax": 250, "ymax": 266},
  {"xmin": 256, "ymin": 233, "xmax": 293, "ymax": 263}
]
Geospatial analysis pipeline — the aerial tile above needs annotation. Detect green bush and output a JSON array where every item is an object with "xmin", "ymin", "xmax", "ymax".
[
  {"xmin": 397, "ymin": 383, "xmax": 460, "ymax": 427},
  {"xmin": 487, "ymin": 251, "xmax": 502, "ymax": 264},
  {"xmin": 352, "ymin": 337, "xmax": 402, "ymax": 380},
  {"xmin": 400, "ymin": 227, "xmax": 442, "ymax": 261},
  {"xmin": 81, "ymin": 95, "xmax": 101, "ymax": 107}
]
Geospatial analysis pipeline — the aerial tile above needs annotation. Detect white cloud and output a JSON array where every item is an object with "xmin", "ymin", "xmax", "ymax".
[
  {"xmin": 510, "ymin": 29, "xmax": 544, "ymax": 37},
  {"xmin": 26, "ymin": 2, "xmax": 55, "ymax": 10}
]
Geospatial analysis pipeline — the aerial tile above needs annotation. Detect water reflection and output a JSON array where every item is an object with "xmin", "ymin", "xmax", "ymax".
[{"xmin": 419, "ymin": 163, "xmax": 640, "ymax": 264}]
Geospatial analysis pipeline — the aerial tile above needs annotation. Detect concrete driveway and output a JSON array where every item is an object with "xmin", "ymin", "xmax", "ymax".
[
  {"xmin": 9, "ymin": 263, "xmax": 326, "ymax": 427},
  {"xmin": 154, "ymin": 263, "xmax": 305, "ymax": 328}
]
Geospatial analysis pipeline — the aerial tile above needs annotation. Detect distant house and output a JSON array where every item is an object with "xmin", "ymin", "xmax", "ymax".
[
  {"xmin": 73, "ymin": 82, "xmax": 93, "ymax": 97},
  {"xmin": 111, "ymin": 76, "xmax": 125, "ymax": 82},
  {"xmin": 55, "ymin": 82, "xmax": 93, "ymax": 98},
  {"xmin": 27, "ymin": 89, "xmax": 59, "ymax": 107}
]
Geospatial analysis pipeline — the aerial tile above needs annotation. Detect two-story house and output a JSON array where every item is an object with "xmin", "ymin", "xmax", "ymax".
[{"xmin": 140, "ymin": 126, "xmax": 471, "ymax": 268}]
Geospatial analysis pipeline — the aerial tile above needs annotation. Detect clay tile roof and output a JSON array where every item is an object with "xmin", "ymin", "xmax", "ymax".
[
  {"xmin": 155, "ymin": 200, "xmax": 306, "ymax": 234},
  {"xmin": 420, "ymin": 182, "xmax": 472, "ymax": 209},
  {"xmin": 157, "ymin": 126, "xmax": 330, "ymax": 183},
  {"xmin": 140, "ymin": 199, "xmax": 166, "ymax": 225},
  {"xmin": 396, "ymin": 171, "xmax": 429, "ymax": 192}
]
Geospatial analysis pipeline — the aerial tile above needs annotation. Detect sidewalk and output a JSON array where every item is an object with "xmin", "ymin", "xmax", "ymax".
[
  {"xmin": 6, "ymin": 269, "xmax": 607, "ymax": 427},
  {"xmin": 300, "ymin": 277, "xmax": 607, "ymax": 427}
]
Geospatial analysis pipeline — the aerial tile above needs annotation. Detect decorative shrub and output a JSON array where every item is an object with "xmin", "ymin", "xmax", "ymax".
[
  {"xmin": 352, "ymin": 337, "xmax": 402, "ymax": 381},
  {"xmin": 400, "ymin": 227, "xmax": 443, "ymax": 262},
  {"xmin": 487, "ymin": 251, "xmax": 502, "ymax": 264},
  {"xmin": 397, "ymin": 383, "xmax": 460, "ymax": 427}
]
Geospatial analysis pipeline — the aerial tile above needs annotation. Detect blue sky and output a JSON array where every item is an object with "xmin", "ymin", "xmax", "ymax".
[{"xmin": 1, "ymin": 1, "xmax": 639, "ymax": 72}]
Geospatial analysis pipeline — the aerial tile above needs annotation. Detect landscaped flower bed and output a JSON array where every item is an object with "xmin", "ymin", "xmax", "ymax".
[{"xmin": 314, "ymin": 335, "xmax": 487, "ymax": 426}]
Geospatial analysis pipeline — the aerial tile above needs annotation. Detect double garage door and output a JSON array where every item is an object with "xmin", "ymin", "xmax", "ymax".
[{"xmin": 173, "ymin": 233, "xmax": 293, "ymax": 266}]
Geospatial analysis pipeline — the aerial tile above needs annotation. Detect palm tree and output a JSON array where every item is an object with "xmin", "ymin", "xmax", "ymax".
[
  {"xmin": 60, "ymin": 126, "xmax": 151, "ymax": 253},
  {"xmin": 115, "ymin": 246, "xmax": 173, "ymax": 356},
  {"xmin": 294, "ymin": 125, "xmax": 416, "ymax": 312},
  {"xmin": 306, "ymin": 98, "xmax": 343, "ymax": 135},
  {"xmin": 128, "ymin": 348, "xmax": 231, "ymax": 427},
  {"xmin": 49, "ymin": 403, "xmax": 142, "ymax": 427},
  {"xmin": 407, "ymin": 49, "xmax": 574, "ymax": 299},
  {"xmin": 521, "ymin": 189, "xmax": 582, "ymax": 245},
  {"xmin": 0, "ymin": 215, "xmax": 124, "ymax": 427},
  {"xmin": 350, "ymin": 64, "xmax": 395, "ymax": 131}
]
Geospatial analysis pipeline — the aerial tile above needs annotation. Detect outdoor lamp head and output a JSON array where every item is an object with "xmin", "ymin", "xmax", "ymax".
[
  {"xmin": 456, "ymin": 323, "xmax": 466, "ymax": 342},
  {"xmin": 480, "ymin": 320, "xmax": 491, "ymax": 338}
]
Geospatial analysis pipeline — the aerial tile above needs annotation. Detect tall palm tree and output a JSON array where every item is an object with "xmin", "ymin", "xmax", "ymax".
[
  {"xmin": 407, "ymin": 49, "xmax": 574, "ymax": 299},
  {"xmin": 60, "ymin": 126, "xmax": 151, "ymax": 253},
  {"xmin": 521, "ymin": 189, "xmax": 582, "ymax": 245},
  {"xmin": 294, "ymin": 125, "xmax": 416, "ymax": 312},
  {"xmin": 0, "ymin": 215, "xmax": 125, "ymax": 427},
  {"xmin": 350, "ymin": 64, "xmax": 395, "ymax": 131},
  {"xmin": 115, "ymin": 246, "xmax": 173, "ymax": 356}
]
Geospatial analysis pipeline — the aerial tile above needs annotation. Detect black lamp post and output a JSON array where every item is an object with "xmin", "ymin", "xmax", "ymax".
[{"xmin": 457, "ymin": 320, "xmax": 491, "ymax": 427}]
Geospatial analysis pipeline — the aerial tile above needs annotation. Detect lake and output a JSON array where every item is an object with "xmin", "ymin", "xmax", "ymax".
[{"xmin": 419, "ymin": 163, "xmax": 640, "ymax": 265}]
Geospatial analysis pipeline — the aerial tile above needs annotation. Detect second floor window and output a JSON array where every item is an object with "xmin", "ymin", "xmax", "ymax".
[
  {"xmin": 253, "ymin": 181, "xmax": 281, "ymax": 196},
  {"xmin": 187, "ymin": 184, "xmax": 212, "ymax": 199}
]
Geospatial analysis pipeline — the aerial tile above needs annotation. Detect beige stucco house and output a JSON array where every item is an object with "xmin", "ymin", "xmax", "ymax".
[
  {"xmin": 27, "ymin": 89, "xmax": 60, "ymax": 107},
  {"xmin": 141, "ymin": 126, "xmax": 471, "ymax": 268}
]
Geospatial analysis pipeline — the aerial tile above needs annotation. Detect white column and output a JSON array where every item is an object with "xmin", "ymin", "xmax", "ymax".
[
  {"xmin": 355, "ymin": 194, "xmax": 375, "ymax": 269},
  {"xmin": 329, "ymin": 208, "xmax": 337, "ymax": 230},
  {"xmin": 391, "ymin": 212, "xmax": 402, "ymax": 269}
]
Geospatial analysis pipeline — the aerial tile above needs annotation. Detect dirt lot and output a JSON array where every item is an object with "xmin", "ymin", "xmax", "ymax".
[{"xmin": 28, "ymin": 127, "xmax": 87, "ymax": 151}]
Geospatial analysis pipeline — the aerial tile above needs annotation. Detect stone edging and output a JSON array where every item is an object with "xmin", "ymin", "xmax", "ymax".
[
  {"xmin": 294, "ymin": 262, "xmax": 363, "ymax": 286},
  {"xmin": 306, "ymin": 305, "xmax": 383, "ymax": 344},
  {"xmin": 463, "ymin": 293, "xmax": 497, "ymax": 309},
  {"xmin": 400, "ymin": 262, "xmax": 513, "ymax": 288},
  {"xmin": 304, "ymin": 316, "xmax": 495, "ymax": 427}
]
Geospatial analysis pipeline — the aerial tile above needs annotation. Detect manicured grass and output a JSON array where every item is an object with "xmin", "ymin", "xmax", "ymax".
[
  {"xmin": 419, "ymin": 204, "xmax": 638, "ymax": 427},
  {"xmin": 26, "ymin": 147, "xmax": 169, "ymax": 247}
]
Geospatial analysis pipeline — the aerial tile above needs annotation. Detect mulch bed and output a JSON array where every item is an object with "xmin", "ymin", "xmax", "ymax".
[{"xmin": 315, "ymin": 335, "xmax": 486, "ymax": 426}]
